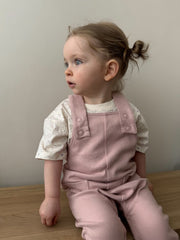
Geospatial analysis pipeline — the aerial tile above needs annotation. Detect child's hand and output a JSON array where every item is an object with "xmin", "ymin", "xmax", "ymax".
[{"xmin": 39, "ymin": 197, "xmax": 61, "ymax": 227}]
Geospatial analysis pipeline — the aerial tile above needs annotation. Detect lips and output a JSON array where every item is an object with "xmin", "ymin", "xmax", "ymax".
[{"xmin": 67, "ymin": 81, "xmax": 76, "ymax": 88}]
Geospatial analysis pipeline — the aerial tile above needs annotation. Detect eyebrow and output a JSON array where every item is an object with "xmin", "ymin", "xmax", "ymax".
[{"xmin": 64, "ymin": 54, "xmax": 87, "ymax": 62}]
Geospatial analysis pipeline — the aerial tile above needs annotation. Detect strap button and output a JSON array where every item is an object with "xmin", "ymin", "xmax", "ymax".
[
  {"xmin": 126, "ymin": 126, "xmax": 131, "ymax": 131},
  {"xmin": 78, "ymin": 130, "xmax": 84, "ymax": 136},
  {"xmin": 77, "ymin": 118, "xmax": 82, "ymax": 122},
  {"xmin": 123, "ymin": 113, "xmax": 128, "ymax": 119}
]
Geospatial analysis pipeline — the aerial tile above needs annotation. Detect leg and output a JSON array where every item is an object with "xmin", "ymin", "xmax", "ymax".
[
  {"xmin": 67, "ymin": 189, "xmax": 127, "ymax": 240},
  {"xmin": 122, "ymin": 187, "xmax": 179, "ymax": 240}
]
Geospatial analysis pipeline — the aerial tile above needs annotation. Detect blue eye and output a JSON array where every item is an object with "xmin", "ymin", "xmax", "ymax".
[{"xmin": 75, "ymin": 59, "xmax": 82, "ymax": 65}]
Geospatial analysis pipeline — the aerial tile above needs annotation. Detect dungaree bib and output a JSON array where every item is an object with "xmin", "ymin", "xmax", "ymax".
[{"xmin": 63, "ymin": 92, "xmax": 140, "ymax": 188}]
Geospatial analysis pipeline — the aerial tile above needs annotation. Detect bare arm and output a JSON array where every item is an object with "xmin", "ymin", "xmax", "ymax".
[
  {"xmin": 44, "ymin": 160, "xmax": 62, "ymax": 198},
  {"xmin": 39, "ymin": 160, "xmax": 63, "ymax": 226},
  {"xmin": 134, "ymin": 151, "xmax": 153, "ymax": 191},
  {"xmin": 134, "ymin": 151, "xmax": 146, "ymax": 178}
]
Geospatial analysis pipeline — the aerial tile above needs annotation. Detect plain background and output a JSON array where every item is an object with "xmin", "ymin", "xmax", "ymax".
[{"xmin": 0, "ymin": 0, "xmax": 180, "ymax": 187}]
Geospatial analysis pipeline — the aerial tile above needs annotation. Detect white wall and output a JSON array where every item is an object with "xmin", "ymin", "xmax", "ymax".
[{"xmin": 0, "ymin": 0, "xmax": 180, "ymax": 187}]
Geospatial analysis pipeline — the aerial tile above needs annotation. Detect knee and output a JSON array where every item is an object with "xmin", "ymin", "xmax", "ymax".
[
  {"xmin": 152, "ymin": 211, "xmax": 179, "ymax": 240},
  {"xmin": 81, "ymin": 217, "xmax": 127, "ymax": 240},
  {"xmin": 137, "ymin": 206, "xmax": 179, "ymax": 240},
  {"xmin": 100, "ymin": 218, "xmax": 126, "ymax": 240}
]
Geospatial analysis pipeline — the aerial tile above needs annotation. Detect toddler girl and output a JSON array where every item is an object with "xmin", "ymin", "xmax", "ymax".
[{"xmin": 35, "ymin": 22, "xmax": 179, "ymax": 240}]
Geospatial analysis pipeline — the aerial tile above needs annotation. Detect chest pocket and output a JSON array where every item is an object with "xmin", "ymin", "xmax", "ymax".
[{"xmin": 68, "ymin": 115, "xmax": 106, "ymax": 159}]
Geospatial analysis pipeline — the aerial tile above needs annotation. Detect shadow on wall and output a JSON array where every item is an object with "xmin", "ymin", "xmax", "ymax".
[{"xmin": 174, "ymin": 163, "xmax": 180, "ymax": 171}]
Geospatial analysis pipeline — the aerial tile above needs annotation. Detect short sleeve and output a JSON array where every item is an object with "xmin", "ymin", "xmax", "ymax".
[
  {"xmin": 35, "ymin": 100, "xmax": 69, "ymax": 161},
  {"xmin": 130, "ymin": 103, "xmax": 149, "ymax": 153}
]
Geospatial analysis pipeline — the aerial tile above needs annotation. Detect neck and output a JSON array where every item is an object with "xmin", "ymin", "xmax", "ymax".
[{"xmin": 83, "ymin": 92, "xmax": 113, "ymax": 104}]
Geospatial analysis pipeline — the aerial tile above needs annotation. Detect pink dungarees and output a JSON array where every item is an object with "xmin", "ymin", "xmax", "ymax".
[{"xmin": 62, "ymin": 92, "xmax": 179, "ymax": 240}]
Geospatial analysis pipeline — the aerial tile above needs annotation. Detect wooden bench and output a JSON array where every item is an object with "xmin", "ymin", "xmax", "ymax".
[{"xmin": 0, "ymin": 171, "xmax": 180, "ymax": 239}]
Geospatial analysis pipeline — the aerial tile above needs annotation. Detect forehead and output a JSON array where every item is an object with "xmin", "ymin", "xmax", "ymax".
[{"xmin": 63, "ymin": 36, "xmax": 96, "ymax": 57}]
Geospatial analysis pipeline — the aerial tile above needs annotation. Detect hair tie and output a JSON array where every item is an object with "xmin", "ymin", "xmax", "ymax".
[
  {"xmin": 128, "ymin": 48, "xmax": 132, "ymax": 55},
  {"xmin": 124, "ymin": 48, "xmax": 132, "ymax": 60}
]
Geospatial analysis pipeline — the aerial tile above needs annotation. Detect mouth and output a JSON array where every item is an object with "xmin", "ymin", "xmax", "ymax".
[{"xmin": 67, "ymin": 81, "xmax": 76, "ymax": 88}]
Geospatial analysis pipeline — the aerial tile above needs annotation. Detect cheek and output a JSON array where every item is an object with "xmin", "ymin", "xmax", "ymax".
[
  {"xmin": 75, "ymin": 70, "xmax": 83, "ymax": 80},
  {"xmin": 76, "ymin": 67, "xmax": 89, "ymax": 78}
]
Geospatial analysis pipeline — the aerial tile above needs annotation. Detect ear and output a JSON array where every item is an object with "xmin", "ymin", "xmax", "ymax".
[{"xmin": 104, "ymin": 59, "xmax": 119, "ymax": 81}]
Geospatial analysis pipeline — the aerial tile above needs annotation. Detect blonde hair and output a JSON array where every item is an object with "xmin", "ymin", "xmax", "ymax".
[{"xmin": 67, "ymin": 22, "xmax": 149, "ymax": 91}]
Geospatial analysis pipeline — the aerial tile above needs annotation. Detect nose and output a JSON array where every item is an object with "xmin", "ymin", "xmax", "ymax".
[{"xmin": 65, "ymin": 67, "xmax": 73, "ymax": 77}]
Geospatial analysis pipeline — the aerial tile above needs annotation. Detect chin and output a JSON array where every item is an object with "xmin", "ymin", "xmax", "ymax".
[{"xmin": 71, "ymin": 89, "xmax": 83, "ymax": 95}]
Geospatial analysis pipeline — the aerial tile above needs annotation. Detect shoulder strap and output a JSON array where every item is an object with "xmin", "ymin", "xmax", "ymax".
[
  {"xmin": 113, "ymin": 92, "xmax": 137, "ymax": 133},
  {"xmin": 69, "ymin": 94, "xmax": 90, "ymax": 139}
]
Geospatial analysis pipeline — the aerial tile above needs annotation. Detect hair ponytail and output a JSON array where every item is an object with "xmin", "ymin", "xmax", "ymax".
[{"xmin": 130, "ymin": 40, "xmax": 149, "ymax": 60}]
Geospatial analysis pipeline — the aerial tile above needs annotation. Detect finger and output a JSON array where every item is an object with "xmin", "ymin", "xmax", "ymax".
[
  {"xmin": 41, "ymin": 218, "xmax": 46, "ymax": 225},
  {"xmin": 46, "ymin": 218, "xmax": 53, "ymax": 227},
  {"xmin": 53, "ymin": 215, "xmax": 58, "ymax": 225}
]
